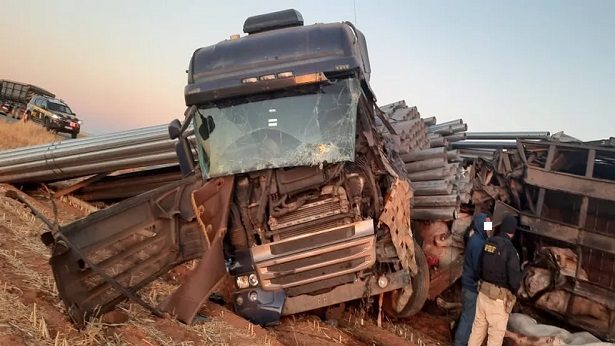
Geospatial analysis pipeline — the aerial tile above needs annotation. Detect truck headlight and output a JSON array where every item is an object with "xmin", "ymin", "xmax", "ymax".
[
  {"xmin": 78, "ymin": 120, "xmax": 82, "ymax": 125},
  {"xmin": 236, "ymin": 275, "xmax": 250, "ymax": 289},
  {"xmin": 248, "ymin": 273, "xmax": 259, "ymax": 287},
  {"xmin": 51, "ymin": 114, "xmax": 60, "ymax": 119}
]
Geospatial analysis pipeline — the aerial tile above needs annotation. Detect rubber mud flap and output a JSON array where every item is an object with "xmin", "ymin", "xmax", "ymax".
[{"xmin": 160, "ymin": 175, "xmax": 234, "ymax": 324}]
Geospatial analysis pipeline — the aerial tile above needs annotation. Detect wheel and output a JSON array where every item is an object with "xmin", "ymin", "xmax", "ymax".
[
  {"xmin": 71, "ymin": 132, "xmax": 78, "ymax": 139},
  {"xmin": 43, "ymin": 117, "xmax": 50, "ymax": 130},
  {"xmin": 383, "ymin": 241, "xmax": 430, "ymax": 318}
]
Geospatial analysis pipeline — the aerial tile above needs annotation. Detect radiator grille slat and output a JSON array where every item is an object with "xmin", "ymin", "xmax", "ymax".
[
  {"xmin": 252, "ymin": 220, "xmax": 375, "ymax": 291},
  {"xmin": 271, "ymin": 198, "xmax": 345, "ymax": 230}
]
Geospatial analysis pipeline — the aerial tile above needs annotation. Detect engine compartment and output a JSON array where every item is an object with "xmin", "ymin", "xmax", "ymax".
[{"xmin": 226, "ymin": 163, "xmax": 386, "ymax": 295}]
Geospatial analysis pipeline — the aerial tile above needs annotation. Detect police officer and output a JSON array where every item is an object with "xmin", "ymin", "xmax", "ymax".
[
  {"xmin": 468, "ymin": 215, "xmax": 522, "ymax": 346},
  {"xmin": 454, "ymin": 213, "xmax": 492, "ymax": 346}
]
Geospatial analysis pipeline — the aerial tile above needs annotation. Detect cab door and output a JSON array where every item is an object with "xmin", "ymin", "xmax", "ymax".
[{"xmin": 50, "ymin": 176, "xmax": 205, "ymax": 326}]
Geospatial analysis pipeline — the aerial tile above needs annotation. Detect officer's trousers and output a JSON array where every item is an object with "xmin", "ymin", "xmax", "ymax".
[{"xmin": 467, "ymin": 291, "xmax": 510, "ymax": 346}]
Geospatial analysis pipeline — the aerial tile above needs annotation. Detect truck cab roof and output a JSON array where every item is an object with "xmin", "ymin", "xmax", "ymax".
[{"xmin": 185, "ymin": 9, "xmax": 372, "ymax": 106}]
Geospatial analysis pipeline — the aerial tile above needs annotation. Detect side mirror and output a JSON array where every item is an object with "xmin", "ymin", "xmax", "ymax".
[
  {"xmin": 198, "ymin": 114, "xmax": 216, "ymax": 140},
  {"xmin": 168, "ymin": 119, "xmax": 182, "ymax": 139}
]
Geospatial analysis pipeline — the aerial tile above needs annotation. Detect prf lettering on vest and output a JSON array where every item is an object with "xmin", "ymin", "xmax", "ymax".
[{"xmin": 484, "ymin": 244, "xmax": 497, "ymax": 253}]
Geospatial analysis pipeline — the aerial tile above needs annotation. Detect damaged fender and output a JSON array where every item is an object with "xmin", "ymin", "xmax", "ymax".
[
  {"xmin": 49, "ymin": 176, "xmax": 204, "ymax": 326},
  {"xmin": 160, "ymin": 175, "xmax": 234, "ymax": 324}
]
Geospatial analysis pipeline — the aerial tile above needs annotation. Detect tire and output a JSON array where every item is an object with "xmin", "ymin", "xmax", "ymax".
[
  {"xmin": 71, "ymin": 132, "xmax": 78, "ymax": 139},
  {"xmin": 384, "ymin": 241, "xmax": 430, "ymax": 318},
  {"xmin": 43, "ymin": 117, "xmax": 50, "ymax": 130}
]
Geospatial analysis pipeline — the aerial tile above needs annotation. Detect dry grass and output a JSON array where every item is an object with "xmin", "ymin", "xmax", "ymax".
[{"xmin": 0, "ymin": 121, "xmax": 62, "ymax": 150}]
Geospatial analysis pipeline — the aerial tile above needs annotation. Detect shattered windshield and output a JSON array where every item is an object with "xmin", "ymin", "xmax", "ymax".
[{"xmin": 194, "ymin": 78, "xmax": 360, "ymax": 178}]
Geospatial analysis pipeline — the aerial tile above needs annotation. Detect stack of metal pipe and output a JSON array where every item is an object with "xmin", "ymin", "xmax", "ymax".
[
  {"xmin": 380, "ymin": 102, "xmax": 466, "ymax": 221},
  {"xmin": 379, "ymin": 101, "xmax": 430, "ymax": 153},
  {"xmin": 0, "ymin": 124, "xmax": 191, "ymax": 183},
  {"xmin": 402, "ymin": 146, "xmax": 461, "ymax": 220},
  {"xmin": 427, "ymin": 122, "xmax": 474, "ymax": 208},
  {"xmin": 452, "ymin": 132, "xmax": 550, "ymax": 160},
  {"xmin": 425, "ymin": 118, "xmax": 468, "ymax": 148}
]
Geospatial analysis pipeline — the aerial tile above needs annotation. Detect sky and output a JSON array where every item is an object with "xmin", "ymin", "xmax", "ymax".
[{"xmin": 1, "ymin": 0, "xmax": 613, "ymax": 140}]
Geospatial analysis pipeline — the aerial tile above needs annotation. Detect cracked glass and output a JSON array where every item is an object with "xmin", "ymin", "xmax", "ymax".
[{"xmin": 194, "ymin": 78, "xmax": 361, "ymax": 178}]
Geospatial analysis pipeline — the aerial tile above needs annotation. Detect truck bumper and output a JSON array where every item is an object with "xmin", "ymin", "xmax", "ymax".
[
  {"xmin": 48, "ymin": 119, "xmax": 80, "ymax": 134},
  {"xmin": 282, "ymin": 269, "xmax": 410, "ymax": 315},
  {"xmin": 233, "ymin": 288, "xmax": 286, "ymax": 326}
]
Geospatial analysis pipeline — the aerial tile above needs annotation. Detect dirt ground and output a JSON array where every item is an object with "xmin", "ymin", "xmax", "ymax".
[{"xmin": 0, "ymin": 182, "xmax": 456, "ymax": 345}]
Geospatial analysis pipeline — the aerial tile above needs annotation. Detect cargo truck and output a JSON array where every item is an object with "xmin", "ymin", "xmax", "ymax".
[
  {"xmin": 0, "ymin": 79, "xmax": 55, "ymax": 119},
  {"xmin": 0, "ymin": 79, "xmax": 82, "ymax": 138},
  {"xmin": 47, "ymin": 9, "xmax": 429, "ymax": 327}
]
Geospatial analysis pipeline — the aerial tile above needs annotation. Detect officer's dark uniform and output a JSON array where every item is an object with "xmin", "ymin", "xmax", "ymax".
[
  {"xmin": 481, "ymin": 234, "xmax": 522, "ymax": 294},
  {"xmin": 468, "ymin": 216, "xmax": 522, "ymax": 346}
]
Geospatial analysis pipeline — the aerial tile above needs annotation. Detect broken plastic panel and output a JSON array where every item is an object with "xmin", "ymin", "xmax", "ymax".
[{"xmin": 193, "ymin": 78, "xmax": 361, "ymax": 178}]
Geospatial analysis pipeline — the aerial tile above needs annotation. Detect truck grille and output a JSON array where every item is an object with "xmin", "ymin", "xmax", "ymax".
[
  {"xmin": 252, "ymin": 219, "xmax": 375, "ymax": 291},
  {"xmin": 267, "ymin": 186, "xmax": 352, "ymax": 240}
]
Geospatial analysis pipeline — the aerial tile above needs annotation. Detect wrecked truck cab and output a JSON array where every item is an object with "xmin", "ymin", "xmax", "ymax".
[
  {"xmin": 180, "ymin": 9, "xmax": 427, "ymax": 325},
  {"xmin": 48, "ymin": 9, "xmax": 428, "ymax": 328}
]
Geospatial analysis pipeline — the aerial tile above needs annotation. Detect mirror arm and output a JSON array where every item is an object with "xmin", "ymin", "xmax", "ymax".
[
  {"xmin": 180, "ymin": 105, "xmax": 197, "ymax": 134},
  {"xmin": 178, "ymin": 106, "xmax": 198, "ymax": 175}
]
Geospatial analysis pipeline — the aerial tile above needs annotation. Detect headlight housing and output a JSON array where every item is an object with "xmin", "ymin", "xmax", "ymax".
[
  {"xmin": 248, "ymin": 273, "xmax": 259, "ymax": 287},
  {"xmin": 51, "ymin": 114, "xmax": 60, "ymax": 119},
  {"xmin": 236, "ymin": 275, "xmax": 250, "ymax": 289}
]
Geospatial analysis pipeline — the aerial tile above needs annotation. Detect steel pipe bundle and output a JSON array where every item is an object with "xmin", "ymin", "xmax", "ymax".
[
  {"xmin": 412, "ymin": 180, "xmax": 453, "ymax": 196},
  {"xmin": 407, "ymin": 167, "xmax": 448, "ymax": 181},
  {"xmin": 379, "ymin": 103, "xmax": 556, "ymax": 227},
  {"xmin": 422, "ymin": 116, "xmax": 437, "ymax": 126},
  {"xmin": 380, "ymin": 110, "xmax": 473, "ymax": 221},
  {"xmin": 425, "ymin": 118, "xmax": 469, "ymax": 148},
  {"xmin": 380, "ymin": 101, "xmax": 431, "ymax": 154},
  {"xmin": 451, "ymin": 133, "xmax": 550, "ymax": 160},
  {"xmin": 413, "ymin": 195, "xmax": 459, "ymax": 208},
  {"xmin": 0, "ymin": 124, "xmax": 169, "ymax": 160},
  {"xmin": 451, "ymin": 141, "xmax": 519, "ymax": 150},
  {"xmin": 406, "ymin": 116, "xmax": 471, "ymax": 220},
  {"xmin": 459, "ymin": 148, "xmax": 497, "ymax": 161},
  {"xmin": 0, "ymin": 124, "xmax": 194, "ymax": 183},
  {"xmin": 428, "ymin": 123, "xmax": 468, "ymax": 136},
  {"xmin": 465, "ymin": 131, "xmax": 550, "ymax": 140}
]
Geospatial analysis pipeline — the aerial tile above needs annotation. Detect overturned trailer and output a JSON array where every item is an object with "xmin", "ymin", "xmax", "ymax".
[{"xmin": 474, "ymin": 139, "xmax": 615, "ymax": 341}]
